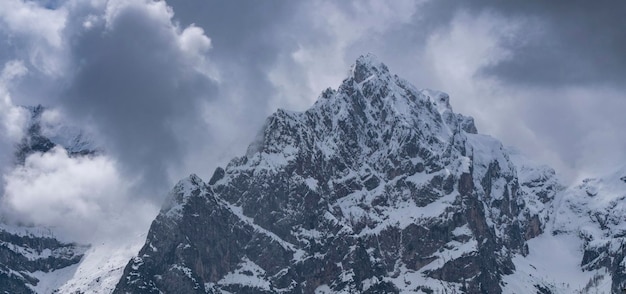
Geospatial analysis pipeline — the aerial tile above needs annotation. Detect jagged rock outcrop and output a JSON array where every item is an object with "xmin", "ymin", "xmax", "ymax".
[
  {"xmin": 0, "ymin": 55, "xmax": 620, "ymax": 294},
  {"xmin": 0, "ymin": 225, "xmax": 87, "ymax": 294},
  {"xmin": 114, "ymin": 55, "xmax": 556, "ymax": 293}
]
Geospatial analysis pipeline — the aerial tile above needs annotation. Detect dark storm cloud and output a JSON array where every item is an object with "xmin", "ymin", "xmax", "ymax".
[
  {"xmin": 452, "ymin": 0, "xmax": 626, "ymax": 173},
  {"xmin": 341, "ymin": 0, "xmax": 626, "ymax": 89},
  {"xmin": 60, "ymin": 2, "xmax": 217, "ymax": 193},
  {"xmin": 462, "ymin": 0, "xmax": 626, "ymax": 87},
  {"xmin": 314, "ymin": 0, "xmax": 626, "ymax": 179},
  {"xmin": 381, "ymin": 0, "xmax": 626, "ymax": 174},
  {"xmin": 166, "ymin": 0, "xmax": 299, "ymax": 120},
  {"xmin": 142, "ymin": 0, "xmax": 307, "ymax": 177},
  {"xmin": 334, "ymin": 0, "xmax": 626, "ymax": 89},
  {"xmin": 168, "ymin": 0, "xmax": 295, "ymax": 51}
]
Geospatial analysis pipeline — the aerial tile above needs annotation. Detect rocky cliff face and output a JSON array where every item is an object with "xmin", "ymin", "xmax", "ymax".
[
  {"xmin": 0, "ymin": 225, "xmax": 87, "ymax": 294},
  {"xmin": 114, "ymin": 55, "xmax": 558, "ymax": 293}
]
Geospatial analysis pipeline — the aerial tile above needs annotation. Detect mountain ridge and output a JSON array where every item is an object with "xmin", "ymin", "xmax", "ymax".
[
  {"xmin": 113, "ymin": 54, "xmax": 570, "ymax": 293},
  {"xmin": 1, "ymin": 55, "xmax": 623, "ymax": 293}
]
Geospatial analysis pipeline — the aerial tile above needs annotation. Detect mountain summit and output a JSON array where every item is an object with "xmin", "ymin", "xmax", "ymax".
[{"xmin": 112, "ymin": 56, "xmax": 620, "ymax": 294}]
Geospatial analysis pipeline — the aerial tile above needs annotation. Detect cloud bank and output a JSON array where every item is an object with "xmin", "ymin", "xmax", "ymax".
[{"xmin": 0, "ymin": 0, "xmax": 624, "ymax": 242}]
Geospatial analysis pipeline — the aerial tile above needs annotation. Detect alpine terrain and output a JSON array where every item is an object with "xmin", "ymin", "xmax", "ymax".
[
  {"xmin": 111, "ymin": 55, "xmax": 625, "ymax": 293},
  {"xmin": 0, "ymin": 105, "xmax": 92, "ymax": 293},
  {"xmin": 1, "ymin": 106, "xmax": 145, "ymax": 293},
  {"xmin": 2, "ymin": 55, "xmax": 625, "ymax": 293}
]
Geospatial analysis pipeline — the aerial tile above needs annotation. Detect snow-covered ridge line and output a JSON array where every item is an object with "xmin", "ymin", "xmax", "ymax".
[
  {"xmin": 224, "ymin": 200, "xmax": 303, "ymax": 256},
  {"xmin": 112, "ymin": 54, "xmax": 626, "ymax": 293}
]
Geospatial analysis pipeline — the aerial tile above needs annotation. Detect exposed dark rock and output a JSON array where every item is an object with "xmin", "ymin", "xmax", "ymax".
[
  {"xmin": 114, "ymin": 55, "xmax": 556, "ymax": 294},
  {"xmin": 0, "ymin": 228, "xmax": 87, "ymax": 294},
  {"xmin": 15, "ymin": 106, "xmax": 55, "ymax": 164}
]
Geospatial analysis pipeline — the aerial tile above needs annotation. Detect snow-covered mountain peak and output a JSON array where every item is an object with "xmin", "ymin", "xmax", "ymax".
[
  {"xmin": 6, "ymin": 56, "xmax": 626, "ymax": 293},
  {"xmin": 333, "ymin": 56, "xmax": 476, "ymax": 137},
  {"xmin": 420, "ymin": 89, "xmax": 452, "ymax": 114},
  {"xmin": 113, "ymin": 55, "xmax": 626, "ymax": 294},
  {"xmin": 114, "ymin": 56, "xmax": 558, "ymax": 293},
  {"xmin": 241, "ymin": 56, "xmax": 484, "ymax": 191},
  {"xmin": 161, "ymin": 173, "xmax": 206, "ymax": 218},
  {"xmin": 350, "ymin": 53, "xmax": 390, "ymax": 83},
  {"xmin": 244, "ymin": 60, "xmax": 472, "ymax": 180}
]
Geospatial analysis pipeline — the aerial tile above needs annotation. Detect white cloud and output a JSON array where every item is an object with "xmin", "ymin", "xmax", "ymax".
[
  {"xmin": 415, "ymin": 10, "xmax": 626, "ymax": 182},
  {"xmin": 421, "ymin": 11, "xmax": 520, "ymax": 135},
  {"xmin": 2, "ymin": 146, "xmax": 157, "ymax": 242},
  {"xmin": 418, "ymin": 11, "xmax": 576, "ymax": 178},
  {"xmin": 513, "ymin": 86, "xmax": 626, "ymax": 182},
  {"xmin": 178, "ymin": 25, "xmax": 211, "ymax": 56},
  {"xmin": 104, "ymin": 0, "xmax": 172, "ymax": 30},
  {"xmin": 0, "ymin": 0, "xmax": 214, "ymax": 242},
  {"xmin": 178, "ymin": 24, "xmax": 219, "ymax": 81},
  {"xmin": 0, "ymin": 60, "xmax": 29, "ymax": 142},
  {"xmin": 0, "ymin": 0, "xmax": 67, "ymax": 48},
  {"xmin": 424, "ymin": 12, "xmax": 515, "ymax": 89},
  {"xmin": 268, "ymin": 0, "xmax": 421, "ymax": 112},
  {"xmin": 0, "ymin": 0, "xmax": 68, "ymax": 76},
  {"xmin": 0, "ymin": 59, "xmax": 28, "ymax": 81}
]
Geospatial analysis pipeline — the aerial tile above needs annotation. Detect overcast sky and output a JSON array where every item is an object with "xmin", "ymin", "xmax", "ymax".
[{"xmin": 1, "ymin": 0, "xmax": 625, "ymax": 242}]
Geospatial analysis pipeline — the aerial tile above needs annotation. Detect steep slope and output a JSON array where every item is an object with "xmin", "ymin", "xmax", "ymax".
[
  {"xmin": 114, "ymin": 55, "xmax": 556, "ymax": 294},
  {"xmin": 552, "ymin": 166, "xmax": 626, "ymax": 293},
  {"xmin": 53, "ymin": 234, "xmax": 147, "ymax": 294},
  {"xmin": 502, "ymin": 151, "xmax": 626, "ymax": 294},
  {"xmin": 0, "ymin": 224, "xmax": 87, "ymax": 293}
]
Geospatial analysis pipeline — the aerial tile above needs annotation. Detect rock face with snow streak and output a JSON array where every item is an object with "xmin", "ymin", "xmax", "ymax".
[
  {"xmin": 0, "ymin": 225, "xmax": 87, "ymax": 294},
  {"xmin": 498, "ymin": 160, "xmax": 626, "ymax": 294},
  {"xmin": 114, "ymin": 55, "xmax": 557, "ymax": 293},
  {"xmin": 1, "ymin": 56, "xmax": 623, "ymax": 294},
  {"xmin": 553, "ymin": 167, "xmax": 626, "ymax": 293}
]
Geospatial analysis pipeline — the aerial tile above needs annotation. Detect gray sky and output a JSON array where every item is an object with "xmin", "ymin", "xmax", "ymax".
[{"xmin": 0, "ymin": 0, "xmax": 624, "ymax": 242}]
